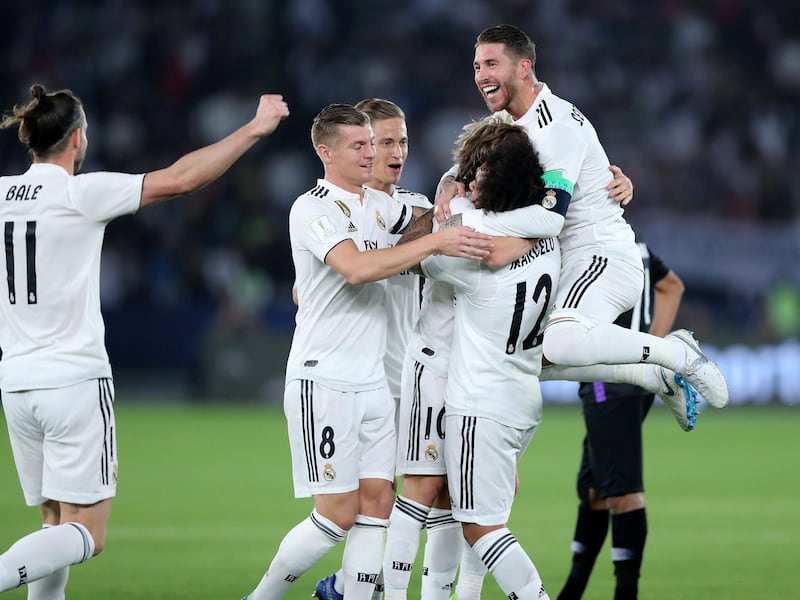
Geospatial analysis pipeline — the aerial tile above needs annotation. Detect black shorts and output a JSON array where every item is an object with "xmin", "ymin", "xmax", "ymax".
[{"xmin": 577, "ymin": 382, "xmax": 654, "ymax": 499}]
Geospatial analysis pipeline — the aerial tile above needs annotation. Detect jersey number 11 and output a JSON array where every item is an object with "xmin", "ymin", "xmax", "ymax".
[{"xmin": 4, "ymin": 221, "xmax": 38, "ymax": 305}]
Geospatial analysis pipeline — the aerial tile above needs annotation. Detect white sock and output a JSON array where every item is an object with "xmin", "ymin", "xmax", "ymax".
[
  {"xmin": 249, "ymin": 510, "xmax": 346, "ymax": 600},
  {"xmin": 383, "ymin": 496, "xmax": 430, "ymax": 599},
  {"xmin": 421, "ymin": 509, "xmax": 461, "ymax": 600},
  {"xmin": 544, "ymin": 320, "xmax": 684, "ymax": 368},
  {"xmin": 472, "ymin": 528, "xmax": 545, "ymax": 599},
  {"xmin": 540, "ymin": 363, "xmax": 659, "ymax": 393},
  {"xmin": 454, "ymin": 537, "xmax": 487, "ymax": 600},
  {"xmin": 0, "ymin": 522, "xmax": 93, "ymax": 592},
  {"xmin": 333, "ymin": 568, "xmax": 344, "ymax": 594},
  {"xmin": 371, "ymin": 569, "xmax": 385, "ymax": 600},
  {"xmin": 343, "ymin": 515, "xmax": 389, "ymax": 600},
  {"xmin": 26, "ymin": 525, "xmax": 70, "ymax": 600}
]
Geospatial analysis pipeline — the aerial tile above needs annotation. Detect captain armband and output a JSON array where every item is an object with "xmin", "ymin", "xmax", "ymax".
[{"xmin": 539, "ymin": 170, "xmax": 573, "ymax": 218}]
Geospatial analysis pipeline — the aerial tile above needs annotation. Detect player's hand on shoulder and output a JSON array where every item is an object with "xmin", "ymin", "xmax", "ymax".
[
  {"xmin": 434, "ymin": 226, "xmax": 494, "ymax": 260},
  {"xmin": 253, "ymin": 94, "xmax": 290, "ymax": 136},
  {"xmin": 434, "ymin": 175, "xmax": 465, "ymax": 224},
  {"xmin": 607, "ymin": 164, "xmax": 633, "ymax": 206}
]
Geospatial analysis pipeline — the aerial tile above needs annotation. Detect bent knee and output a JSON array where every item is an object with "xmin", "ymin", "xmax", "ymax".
[
  {"xmin": 92, "ymin": 537, "xmax": 106, "ymax": 556},
  {"xmin": 543, "ymin": 319, "xmax": 593, "ymax": 365}
]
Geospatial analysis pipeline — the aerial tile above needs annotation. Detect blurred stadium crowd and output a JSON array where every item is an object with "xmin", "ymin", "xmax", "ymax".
[{"xmin": 1, "ymin": 0, "xmax": 798, "ymax": 385}]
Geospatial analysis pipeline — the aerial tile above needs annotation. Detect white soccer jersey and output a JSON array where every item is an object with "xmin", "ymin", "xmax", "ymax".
[
  {"xmin": 421, "ymin": 208, "xmax": 561, "ymax": 429},
  {"xmin": 492, "ymin": 83, "xmax": 640, "ymax": 265},
  {"xmin": 383, "ymin": 187, "xmax": 431, "ymax": 398},
  {"xmin": 0, "ymin": 164, "xmax": 142, "ymax": 391},
  {"xmin": 286, "ymin": 179, "xmax": 413, "ymax": 391},
  {"xmin": 404, "ymin": 196, "xmax": 474, "ymax": 378}
]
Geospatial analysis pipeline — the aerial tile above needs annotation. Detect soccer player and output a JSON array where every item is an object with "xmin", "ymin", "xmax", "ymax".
[
  {"xmin": 557, "ymin": 243, "xmax": 684, "ymax": 600},
  {"xmin": 240, "ymin": 104, "xmax": 494, "ymax": 600},
  {"xmin": 422, "ymin": 120, "xmax": 561, "ymax": 599},
  {"xmin": 436, "ymin": 24, "xmax": 727, "ymax": 412},
  {"xmin": 312, "ymin": 98, "xmax": 434, "ymax": 600},
  {"xmin": 0, "ymin": 84, "xmax": 290, "ymax": 596},
  {"xmin": 354, "ymin": 98, "xmax": 431, "ymax": 403}
]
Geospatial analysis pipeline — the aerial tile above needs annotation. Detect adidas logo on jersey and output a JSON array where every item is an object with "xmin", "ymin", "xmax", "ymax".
[{"xmin": 347, "ymin": 221, "xmax": 357, "ymax": 232}]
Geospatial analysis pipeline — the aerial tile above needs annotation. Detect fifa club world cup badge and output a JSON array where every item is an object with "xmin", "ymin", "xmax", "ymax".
[
  {"xmin": 323, "ymin": 463, "xmax": 337, "ymax": 481},
  {"xmin": 375, "ymin": 210, "xmax": 386, "ymax": 230},
  {"xmin": 425, "ymin": 444, "xmax": 440, "ymax": 462}
]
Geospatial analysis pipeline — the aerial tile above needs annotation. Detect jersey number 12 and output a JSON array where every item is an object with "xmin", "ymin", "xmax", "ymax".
[{"xmin": 505, "ymin": 274, "xmax": 552, "ymax": 354}]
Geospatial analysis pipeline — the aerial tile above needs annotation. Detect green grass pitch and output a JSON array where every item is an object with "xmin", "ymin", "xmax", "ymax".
[{"xmin": 1, "ymin": 402, "xmax": 797, "ymax": 599}]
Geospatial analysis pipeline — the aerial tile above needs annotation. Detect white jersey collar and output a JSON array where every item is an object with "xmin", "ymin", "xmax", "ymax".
[
  {"xmin": 26, "ymin": 162, "xmax": 70, "ymax": 176},
  {"xmin": 317, "ymin": 178, "xmax": 365, "ymax": 201},
  {"xmin": 510, "ymin": 82, "xmax": 552, "ymax": 128}
]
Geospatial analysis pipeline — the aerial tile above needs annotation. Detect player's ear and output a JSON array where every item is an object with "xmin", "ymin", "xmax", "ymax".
[
  {"xmin": 518, "ymin": 58, "xmax": 532, "ymax": 79},
  {"xmin": 71, "ymin": 127, "xmax": 81, "ymax": 149},
  {"xmin": 316, "ymin": 143, "xmax": 331, "ymax": 164}
]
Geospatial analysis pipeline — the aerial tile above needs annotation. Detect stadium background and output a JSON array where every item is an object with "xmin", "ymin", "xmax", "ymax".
[
  {"xmin": 0, "ymin": 2, "xmax": 798, "ymax": 599},
  {"xmin": 1, "ymin": 0, "xmax": 798, "ymax": 404}
]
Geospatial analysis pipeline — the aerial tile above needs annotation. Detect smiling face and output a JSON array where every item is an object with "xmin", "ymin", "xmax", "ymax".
[
  {"xmin": 368, "ymin": 117, "xmax": 408, "ymax": 194},
  {"xmin": 473, "ymin": 42, "xmax": 531, "ymax": 119}
]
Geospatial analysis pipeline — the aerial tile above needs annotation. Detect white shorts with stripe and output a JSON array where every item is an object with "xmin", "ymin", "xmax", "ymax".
[
  {"xmin": 284, "ymin": 379, "xmax": 396, "ymax": 498},
  {"xmin": 2, "ymin": 378, "xmax": 117, "ymax": 506},
  {"xmin": 396, "ymin": 354, "xmax": 447, "ymax": 476},
  {"xmin": 551, "ymin": 252, "xmax": 644, "ymax": 325},
  {"xmin": 444, "ymin": 414, "xmax": 537, "ymax": 526}
]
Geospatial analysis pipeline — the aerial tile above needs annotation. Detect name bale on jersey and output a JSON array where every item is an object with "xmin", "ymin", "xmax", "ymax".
[{"xmin": 5, "ymin": 185, "xmax": 42, "ymax": 201}]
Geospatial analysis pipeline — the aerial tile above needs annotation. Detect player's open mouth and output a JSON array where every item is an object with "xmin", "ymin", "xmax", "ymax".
[
  {"xmin": 482, "ymin": 85, "xmax": 500, "ymax": 96},
  {"xmin": 388, "ymin": 162, "xmax": 403, "ymax": 173}
]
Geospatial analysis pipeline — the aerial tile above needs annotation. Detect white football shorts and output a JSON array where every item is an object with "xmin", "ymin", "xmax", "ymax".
[
  {"xmin": 284, "ymin": 379, "xmax": 396, "ymax": 498},
  {"xmin": 551, "ymin": 252, "xmax": 644, "ymax": 325},
  {"xmin": 444, "ymin": 414, "xmax": 536, "ymax": 526},
  {"xmin": 396, "ymin": 354, "xmax": 447, "ymax": 477},
  {"xmin": 2, "ymin": 378, "xmax": 117, "ymax": 506}
]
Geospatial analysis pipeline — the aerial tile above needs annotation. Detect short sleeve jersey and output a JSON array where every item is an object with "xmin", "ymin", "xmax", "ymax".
[
  {"xmin": 383, "ymin": 187, "xmax": 431, "ymax": 398},
  {"xmin": 496, "ymin": 83, "xmax": 639, "ymax": 265},
  {"xmin": 421, "ymin": 206, "xmax": 561, "ymax": 429},
  {"xmin": 286, "ymin": 179, "xmax": 413, "ymax": 391},
  {"xmin": 0, "ymin": 163, "xmax": 143, "ymax": 391}
]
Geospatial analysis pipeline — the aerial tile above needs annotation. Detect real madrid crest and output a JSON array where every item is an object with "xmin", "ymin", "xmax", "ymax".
[
  {"xmin": 375, "ymin": 210, "xmax": 386, "ymax": 230},
  {"xmin": 323, "ymin": 463, "xmax": 337, "ymax": 481},
  {"xmin": 542, "ymin": 189, "xmax": 557, "ymax": 209},
  {"xmin": 424, "ymin": 444, "xmax": 440, "ymax": 462},
  {"xmin": 334, "ymin": 200, "xmax": 351, "ymax": 218}
]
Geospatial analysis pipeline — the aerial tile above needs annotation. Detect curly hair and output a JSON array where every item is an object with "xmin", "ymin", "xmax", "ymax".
[{"xmin": 453, "ymin": 120, "xmax": 544, "ymax": 213}]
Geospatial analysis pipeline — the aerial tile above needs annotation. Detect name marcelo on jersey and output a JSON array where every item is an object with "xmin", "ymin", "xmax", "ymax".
[{"xmin": 509, "ymin": 237, "xmax": 557, "ymax": 270}]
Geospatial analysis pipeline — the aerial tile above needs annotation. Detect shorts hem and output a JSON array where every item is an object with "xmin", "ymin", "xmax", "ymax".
[{"xmin": 40, "ymin": 488, "xmax": 116, "ymax": 506}]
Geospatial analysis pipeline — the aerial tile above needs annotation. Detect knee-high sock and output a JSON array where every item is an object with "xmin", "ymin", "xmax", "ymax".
[
  {"xmin": 557, "ymin": 505, "xmax": 609, "ymax": 600},
  {"xmin": 0, "ymin": 523, "xmax": 93, "ymax": 592},
  {"xmin": 249, "ymin": 510, "xmax": 346, "ymax": 600},
  {"xmin": 472, "ymin": 528, "xmax": 547, "ymax": 599},
  {"xmin": 611, "ymin": 509, "xmax": 647, "ymax": 600},
  {"xmin": 26, "ymin": 524, "xmax": 70, "ymax": 600},
  {"xmin": 342, "ymin": 515, "xmax": 390, "ymax": 600},
  {"xmin": 383, "ymin": 496, "xmax": 430, "ymax": 599},
  {"xmin": 544, "ymin": 320, "xmax": 684, "ymax": 368},
  {"xmin": 421, "ymin": 509, "xmax": 461, "ymax": 600},
  {"xmin": 454, "ymin": 537, "xmax": 488, "ymax": 600}
]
